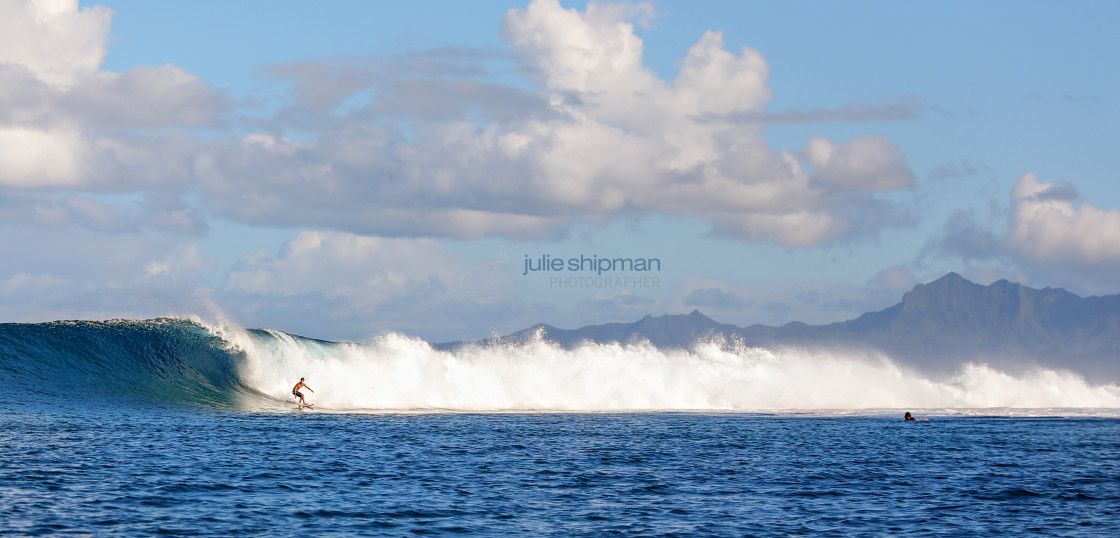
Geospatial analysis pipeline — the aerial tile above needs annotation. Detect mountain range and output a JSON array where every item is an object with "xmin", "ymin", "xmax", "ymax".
[{"xmin": 439, "ymin": 273, "xmax": 1120, "ymax": 381}]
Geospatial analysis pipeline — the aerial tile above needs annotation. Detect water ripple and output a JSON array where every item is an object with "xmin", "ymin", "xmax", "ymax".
[{"xmin": 2, "ymin": 410, "xmax": 1119, "ymax": 535}]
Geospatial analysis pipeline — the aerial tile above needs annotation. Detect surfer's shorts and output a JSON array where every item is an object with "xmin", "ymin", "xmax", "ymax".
[{"xmin": 293, "ymin": 391, "xmax": 303, "ymax": 398}]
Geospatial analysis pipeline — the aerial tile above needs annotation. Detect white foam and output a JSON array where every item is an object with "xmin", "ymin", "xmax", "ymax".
[{"xmin": 208, "ymin": 326, "xmax": 1120, "ymax": 413}]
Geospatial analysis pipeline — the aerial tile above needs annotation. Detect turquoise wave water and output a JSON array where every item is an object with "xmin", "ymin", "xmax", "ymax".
[{"xmin": 0, "ymin": 318, "xmax": 257, "ymax": 408}]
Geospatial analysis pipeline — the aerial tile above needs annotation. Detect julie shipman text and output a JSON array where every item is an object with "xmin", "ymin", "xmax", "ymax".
[{"xmin": 522, "ymin": 254, "xmax": 661, "ymax": 276}]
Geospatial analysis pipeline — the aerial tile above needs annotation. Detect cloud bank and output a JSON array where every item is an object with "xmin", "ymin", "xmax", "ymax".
[
  {"xmin": 5, "ymin": 0, "xmax": 1115, "ymax": 340},
  {"xmin": 2, "ymin": 0, "xmax": 917, "ymax": 248}
]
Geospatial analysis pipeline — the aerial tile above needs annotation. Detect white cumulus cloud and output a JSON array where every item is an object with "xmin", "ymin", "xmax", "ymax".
[
  {"xmin": 0, "ymin": 126, "xmax": 88, "ymax": 187},
  {"xmin": 1007, "ymin": 173, "xmax": 1120, "ymax": 266},
  {"xmin": 0, "ymin": 0, "xmax": 227, "ymax": 189},
  {"xmin": 200, "ymin": 0, "xmax": 914, "ymax": 248},
  {"xmin": 2, "ymin": 0, "xmax": 914, "ymax": 249},
  {"xmin": 804, "ymin": 135, "xmax": 916, "ymax": 192},
  {"xmin": 0, "ymin": 0, "xmax": 112, "ymax": 88}
]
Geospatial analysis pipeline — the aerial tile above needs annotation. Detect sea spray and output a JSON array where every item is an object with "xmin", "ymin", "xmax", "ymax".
[
  {"xmin": 4, "ymin": 317, "xmax": 1115, "ymax": 413},
  {"xmin": 210, "ymin": 323, "xmax": 1120, "ymax": 412}
]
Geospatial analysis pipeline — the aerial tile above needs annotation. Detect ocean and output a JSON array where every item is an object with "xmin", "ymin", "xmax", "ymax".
[{"xmin": 2, "ymin": 318, "xmax": 1119, "ymax": 535}]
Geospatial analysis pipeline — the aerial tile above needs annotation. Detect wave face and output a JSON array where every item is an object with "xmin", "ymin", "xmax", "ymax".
[
  {"xmin": 0, "ymin": 318, "xmax": 255, "ymax": 409},
  {"xmin": 3, "ymin": 318, "xmax": 1120, "ymax": 413}
]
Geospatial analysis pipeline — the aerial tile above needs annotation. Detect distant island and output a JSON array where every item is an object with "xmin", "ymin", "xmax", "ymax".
[{"xmin": 438, "ymin": 273, "xmax": 1120, "ymax": 382}]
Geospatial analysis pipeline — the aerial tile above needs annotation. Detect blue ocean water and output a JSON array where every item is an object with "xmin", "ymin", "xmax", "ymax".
[{"xmin": 2, "ymin": 319, "xmax": 1119, "ymax": 535}]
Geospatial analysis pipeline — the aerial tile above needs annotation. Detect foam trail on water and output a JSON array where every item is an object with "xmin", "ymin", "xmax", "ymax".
[{"xmin": 212, "ymin": 327, "xmax": 1120, "ymax": 412}]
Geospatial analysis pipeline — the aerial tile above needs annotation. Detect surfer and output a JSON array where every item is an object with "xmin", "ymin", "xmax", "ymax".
[
  {"xmin": 904, "ymin": 411, "xmax": 928, "ymax": 422},
  {"xmin": 292, "ymin": 377, "xmax": 314, "ymax": 406}
]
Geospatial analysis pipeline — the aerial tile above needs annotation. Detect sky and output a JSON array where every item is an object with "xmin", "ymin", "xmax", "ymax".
[{"xmin": 1, "ymin": 0, "xmax": 1117, "ymax": 342}]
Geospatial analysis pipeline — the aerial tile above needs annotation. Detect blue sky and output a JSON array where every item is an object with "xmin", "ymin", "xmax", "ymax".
[{"xmin": 1, "ymin": 0, "xmax": 1117, "ymax": 341}]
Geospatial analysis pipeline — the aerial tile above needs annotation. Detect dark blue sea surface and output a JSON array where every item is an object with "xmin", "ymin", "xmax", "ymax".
[
  {"xmin": 4, "ymin": 409, "xmax": 1119, "ymax": 535},
  {"xmin": 2, "ymin": 319, "xmax": 1119, "ymax": 535}
]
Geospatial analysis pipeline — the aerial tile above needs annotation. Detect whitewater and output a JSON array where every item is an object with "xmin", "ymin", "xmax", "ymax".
[
  {"xmin": 2, "ymin": 316, "xmax": 1118, "ymax": 414},
  {"xmin": 209, "ymin": 319, "xmax": 1120, "ymax": 414}
]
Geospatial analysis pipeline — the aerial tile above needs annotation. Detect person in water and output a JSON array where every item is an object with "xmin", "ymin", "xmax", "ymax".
[
  {"xmin": 904, "ymin": 411, "xmax": 928, "ymax": 422},
  {"xmin": 292, "ymin": 377, "xmax": 314, "ymax": 406}
]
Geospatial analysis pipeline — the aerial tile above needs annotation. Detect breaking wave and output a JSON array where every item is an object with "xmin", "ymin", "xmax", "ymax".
[{"xmin": 2, "ymin": 318, "xmax": 1119, "ymax": 414}]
